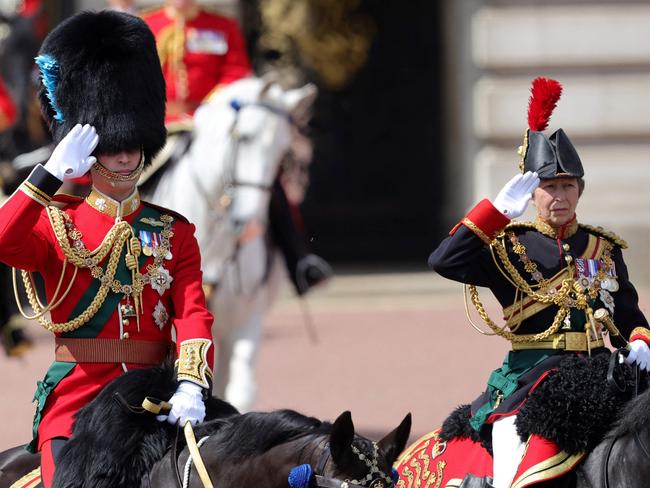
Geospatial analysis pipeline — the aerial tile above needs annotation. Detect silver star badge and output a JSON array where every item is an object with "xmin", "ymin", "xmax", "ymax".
[
  {"xmin": 153, "ymin": 300, "xmax": 169, "ymax": 330},
  {"xmin": 150, "ymin": 267, "xmax": 173, "ymax": 295}
]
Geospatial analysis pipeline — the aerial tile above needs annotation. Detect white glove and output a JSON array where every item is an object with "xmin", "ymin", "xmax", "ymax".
[
  {"xmin": 492, "ymin": 171, "xmax": 540, "ymax": 218},
  {"xmin": 157, "ymin": 381, "xmax": 206, "ymax": 426},
  {"xmin": 44, "ymin": 124, "xmax": 99, "ymax": 180},
  {"xmin": 626, "ymin": 340, "xmax": 650, "ymax": 372}
]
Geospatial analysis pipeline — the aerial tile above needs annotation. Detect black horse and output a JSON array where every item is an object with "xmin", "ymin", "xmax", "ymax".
[
  {"xmin": 0, "ymin": 364, "xmax": 411, "ymax": 488},
  {"xmin": 573, "ymin": 387, "xmax": 650, "ymax": 488}
]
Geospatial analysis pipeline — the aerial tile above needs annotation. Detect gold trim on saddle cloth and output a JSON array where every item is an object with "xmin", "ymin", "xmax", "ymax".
[
  {"xmin": 8, "ymin": 467, "xmax": 41, "ymax": 488},
  {"xmin": 176, "ymin": 338, "xmax": 213, "ymax": 389},
  {"xmin": 503, "ymin": 234, "xmax": 603, "ymax": 326},
  {"xmin": 510, "ymin": 448, "xmax": 585, "ymax": 488},
  {"xmin": 511, "ymin": 332, "xmax": 605, "ymax": 352}
]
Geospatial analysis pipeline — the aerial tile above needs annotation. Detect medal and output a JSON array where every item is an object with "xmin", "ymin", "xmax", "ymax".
[
  {"xmin": 602, "ymin": 278, "xmax": 619, "ymax": 292},
  {"xmin": 120, "ymin": 301, "xmax": 136, "ymax": 318},
  {"xmin": 151, "ymin": 267, "xmax": 173, "ymax": 295},
  {"xmin": 153, "ymin": 300, "xmax": 169, "ymax": 330},
  {"xmin": 139, "ymin": 230, "xmax": 155, "ymax": 257}
]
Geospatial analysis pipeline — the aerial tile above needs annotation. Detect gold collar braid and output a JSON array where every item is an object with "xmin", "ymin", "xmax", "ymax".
[
  {"xmin": 533, "ymin": 215, "xmax": 578, "ymax": 240},
  {"xmin": 86, "ymin": 188, "xmax": 141, "ymax": 219}
]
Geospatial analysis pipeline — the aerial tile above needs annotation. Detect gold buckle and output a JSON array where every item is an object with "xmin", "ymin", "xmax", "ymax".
[{"xmin": 563, "ymin": 332, "xmax": 587, "ymax": 351}]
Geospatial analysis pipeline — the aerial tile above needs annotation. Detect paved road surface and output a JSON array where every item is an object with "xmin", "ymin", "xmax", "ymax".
[{"xmin": 2, "ymin": 271, "xmax": 649, "ymax": 450}]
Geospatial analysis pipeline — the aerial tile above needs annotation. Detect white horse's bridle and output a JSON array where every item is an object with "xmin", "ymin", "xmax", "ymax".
[{"xmin": 188, "ymin": 95, "xmax": 295, "ymax": 220}]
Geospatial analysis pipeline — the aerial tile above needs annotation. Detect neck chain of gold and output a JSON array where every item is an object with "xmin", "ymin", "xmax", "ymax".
[
  {"xmin": 92, "ymin": 152, "xmax": 145, "ymax": 182},
  {"xmin": 15, "ymin": 206, "xmax": 173, "ymax": 333}
]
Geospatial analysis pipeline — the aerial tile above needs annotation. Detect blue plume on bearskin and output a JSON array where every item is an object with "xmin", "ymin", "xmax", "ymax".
[{"xmin": 34, "ymin": 54, "xmax": 64, "ymax": 123}]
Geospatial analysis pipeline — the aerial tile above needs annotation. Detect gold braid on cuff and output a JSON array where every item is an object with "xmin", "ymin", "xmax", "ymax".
[{"xmin": 176, "ymin": 338, "xmax": 213, "ymax": 389}]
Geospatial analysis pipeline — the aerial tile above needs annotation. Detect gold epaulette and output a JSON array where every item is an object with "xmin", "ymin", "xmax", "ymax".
[{"xmin": 579, "ymin": 224, "xmax": 628, "ymax": 249}]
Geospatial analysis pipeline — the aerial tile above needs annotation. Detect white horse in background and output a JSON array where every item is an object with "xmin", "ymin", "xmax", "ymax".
[{"xmin": 141, "ymin": 77, "xmax": 317, "ymax": 411}]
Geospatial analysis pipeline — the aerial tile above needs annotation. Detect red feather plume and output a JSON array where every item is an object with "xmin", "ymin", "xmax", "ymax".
[{"xmin": 527, "ymin": 77, "xmax": 562, "ymax": 131}]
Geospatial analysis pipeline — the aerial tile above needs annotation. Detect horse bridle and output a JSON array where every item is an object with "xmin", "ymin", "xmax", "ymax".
[
  {"xmin": 308, "ymin": 440, "xmax": 396, "ymax": 488},
  {"xmin": 188, "ymin": 95, "xmax": 296, "ymax": 217}
]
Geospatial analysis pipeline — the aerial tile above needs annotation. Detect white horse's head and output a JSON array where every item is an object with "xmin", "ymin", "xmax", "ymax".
[{"xmin": 190, "ymin": 77, "xmax": 317, "ymax": 227}]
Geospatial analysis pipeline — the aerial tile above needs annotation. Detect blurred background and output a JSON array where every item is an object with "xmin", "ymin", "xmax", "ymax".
[{"xmin": 1, "ymin": 0, "xmax": 650, "ymax": 449}]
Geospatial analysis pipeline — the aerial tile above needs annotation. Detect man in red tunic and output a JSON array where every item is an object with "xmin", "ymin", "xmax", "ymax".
[
  {"xmin": 142, "ymin": 0, "xmax": 251, "ymax": 125},
  {"xmin": 0, "ymin": 12, "xmax": 215, "ymax": 487},
  {"xmin": 142, "ymin": 0, "xmax": 332, "ymax": 298}
]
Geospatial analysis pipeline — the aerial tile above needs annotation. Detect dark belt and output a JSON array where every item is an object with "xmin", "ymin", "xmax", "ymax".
[{"xmin": 55, "ymin": 338, "xmax": 170, "ymax": 364}]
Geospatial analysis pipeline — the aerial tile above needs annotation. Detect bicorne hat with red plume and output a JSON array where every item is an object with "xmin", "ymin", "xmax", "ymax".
[{"xmin": 518, "ymin": 77, "xmax": 584, "ymax": 179}]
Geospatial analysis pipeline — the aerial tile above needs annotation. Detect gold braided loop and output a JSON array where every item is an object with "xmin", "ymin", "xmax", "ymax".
[
  {"xmin": 21, "ymin": 232, "xmax": 127, "ymax": 333},
  {"xmin": 47, "ymin": 206, "xmax": 132, "ymax": 267},
  {"xmin": 465, "ymin": 232, "xmax": 594, "ymax": 344},
  {"xmin": 492, "ymin": 237, "xmax": 574, "ymax": 305},
  {"xmin": 467, "ymin": 284, "xmax": 569, "ymax": 343},
  {"xmin": 17, "ymin": 207, "xmax": 132, "ymax": 333},
  {"xmin": 16, "ymin": 207, "xmax": 175, "ymax": 334}
]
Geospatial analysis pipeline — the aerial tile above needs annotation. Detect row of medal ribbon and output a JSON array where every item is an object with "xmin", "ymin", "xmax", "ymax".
[{"xmin": 139, "ymin": 230, "xmax": 172, "ymax": 260}]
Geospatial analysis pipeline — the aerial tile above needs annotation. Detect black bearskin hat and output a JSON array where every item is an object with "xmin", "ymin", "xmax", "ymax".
[
  {"xmin": 519, "ymin": 77, "xmax": 584, "ymax": 179},
  {"xmin": 36, "ymin": 10, "xmax": 166, "ymax": 164}
]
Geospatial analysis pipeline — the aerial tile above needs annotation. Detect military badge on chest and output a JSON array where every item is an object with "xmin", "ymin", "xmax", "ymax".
[
  {"xmin": 138, "ymin": 216, "xmax": 175, "ymax": 326},
  {"xmin": 153, "ymin": 300, "xmax": 169, "ymax": 330},
  {"xmin": 574, "ymin": 256, "xmax": 618, "ymax": 314},
  {"xmin": 139, "ymin": 230, "xmax": 172, "ymax": 260},
  {"xmin": 186, "ymin": 28, "xmax": 228, "ymax": 54}
]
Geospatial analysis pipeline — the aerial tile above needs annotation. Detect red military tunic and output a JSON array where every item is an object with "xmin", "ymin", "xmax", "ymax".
[
  {"xmin": 0, "ymin": 165, "xmax": 214, "ymax": 450},
  {"xmin": 142, "ymin": 6, "xmax": 251, "ymax": 124},
  {"xmin": 0, "ymin": 77, "xmax": 16, "ymax": 129}
]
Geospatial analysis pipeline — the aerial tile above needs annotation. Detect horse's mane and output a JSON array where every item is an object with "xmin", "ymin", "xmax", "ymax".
[
  {"xmin": 196, "ymin": 409, "xmax": 332, "ymax": 462},
  {"xmin": 608, "ymin": 386, "xmax": 650, "ymax": 439}
]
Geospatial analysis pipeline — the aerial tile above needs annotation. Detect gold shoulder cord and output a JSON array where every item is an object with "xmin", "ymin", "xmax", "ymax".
[
  {"xmin": 13, "ymin": 206, "xmax": 135, "ymax": 333},
  {"xmin": 465, "ymin": 234, "xmax": 588, "ymax": 344}
]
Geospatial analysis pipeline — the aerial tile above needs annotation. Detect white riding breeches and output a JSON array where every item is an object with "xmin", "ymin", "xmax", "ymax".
[{"xmin": 492, "ymin": 416, "xmax": 526, "ymax": 488}]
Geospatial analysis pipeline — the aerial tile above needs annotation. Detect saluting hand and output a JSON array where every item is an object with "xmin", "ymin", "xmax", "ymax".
[
  {"xmin": 44, "ymin": 124, "xmax": 99, "ymax": 180},
  {"xmin": 492, "ymin": 171, "xmax": 540, "ymax": 219}
]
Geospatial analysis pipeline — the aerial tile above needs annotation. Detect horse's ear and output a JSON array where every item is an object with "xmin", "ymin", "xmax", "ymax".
[
  {"xmin": 330, "ymin": 411, "xmax": 355, "ymax": 465},
  {"xmin": 377, "ymin": 413, "xmax": 412, "ymax": 466},
  {"xmin": 283, "ymin": 83, "xmax": 318, "ymax": 123}
]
